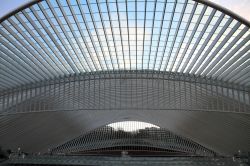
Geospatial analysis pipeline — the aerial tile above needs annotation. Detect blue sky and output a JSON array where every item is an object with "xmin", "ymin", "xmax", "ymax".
[{"xmin": 0, "ymin": 0, "xmax": 31, "ymax": 18}]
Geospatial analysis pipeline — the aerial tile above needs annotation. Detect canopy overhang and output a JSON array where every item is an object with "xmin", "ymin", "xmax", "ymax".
[{"xmin": 0, "ymin": 0, "xmax": 249, "ymax": 157}]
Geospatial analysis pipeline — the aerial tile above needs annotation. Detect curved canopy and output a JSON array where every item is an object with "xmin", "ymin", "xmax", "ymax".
[
  {"xmin": 0, "ymin": 0, "xmax": 249, "ymax": 91},
  {"xmin": 0, "ymin": 0, "xmax": 250, "ymax": 158},
  {"xmin": 52, "ymin": 121, "xmax": 216, "ymax": 156}
]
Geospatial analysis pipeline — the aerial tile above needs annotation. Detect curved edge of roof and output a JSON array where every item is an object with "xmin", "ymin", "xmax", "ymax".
[
  {"xmin": 0, "ymin": 0, "xmax": 43, "ymax": 23},
  {"xmin": 0, "ymin": 0, "xmax": 249, "ymax": 26},
  {"xmin": 194, "ymin": 0, "xmax": 250, "ymax": 27}
]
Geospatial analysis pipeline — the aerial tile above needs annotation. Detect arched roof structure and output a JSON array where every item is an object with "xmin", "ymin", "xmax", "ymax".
[
  {"xmin": 0, "ymin": 0, "xmax": 249, "ymax": 90},
  {"xmin": 0, "ymin": 0, "xmax": 249, "ymax": 158}
]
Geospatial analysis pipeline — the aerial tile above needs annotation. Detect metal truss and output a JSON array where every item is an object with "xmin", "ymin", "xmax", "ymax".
[
  {"xmin": 0, "ymin": 0, "xmax": 249, "ymax": 159},
  {"xmin": 0, "ymin": 71, "xmax": 249, "ymax": 115},
  {"xmin": 52, "ymin": 123, "xmax": 216, "ymax": 156},
  {"xmin": 0, "ymin": 0, "xmax": 249, "ymax": 92}
]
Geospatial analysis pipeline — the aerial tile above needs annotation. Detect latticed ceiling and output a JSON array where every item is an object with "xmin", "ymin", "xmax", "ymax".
[
  {"xmin": 0, "ymin": 0, "xmax": 249, "ymax": 91},
  {"xmin": 0, "ymin": 0, "xmax": 250, "ymax": 159},
  {"xmin": 52, "ymin": 121, "xmax": 216, "ymax": 156}
]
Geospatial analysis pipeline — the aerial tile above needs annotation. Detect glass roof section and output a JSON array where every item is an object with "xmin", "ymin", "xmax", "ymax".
[
  {"xmin": 0, "ymin": 0, "xmax": 249, "ymax": 90},
  {"xmin": 108, "ymin": 121, "xmax": 160, "ymax": 132}
]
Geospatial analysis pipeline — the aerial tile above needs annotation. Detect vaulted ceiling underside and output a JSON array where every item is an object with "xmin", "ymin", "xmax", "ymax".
[{"xmin": 0, "ymin": 0, "xmax": 250, "ymax": 157}]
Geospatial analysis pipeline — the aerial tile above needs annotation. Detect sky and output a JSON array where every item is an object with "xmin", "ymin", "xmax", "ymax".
[
  {"xmin": 108, "ymin": 121, "xmax": 159, "ymax": 132},
  {"xmin": 209, "ymin": 0, "xmax": 250, "ymax": 21},
  {"xmin": 0, "ymin": 0, "xmax": 249, "ymax": 22},
  {"xmin": 0, "ymin": 0, "xmax": 31, "ymax": 18}
]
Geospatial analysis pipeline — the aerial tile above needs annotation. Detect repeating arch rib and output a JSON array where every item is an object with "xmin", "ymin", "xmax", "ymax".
[
  {"xmin": 0, "ymin": 0, "xmax": 249, "ymax": 91},
  {"xmin": 0, "ymin": 0, "xmax": 249, "ymax": 157}
]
